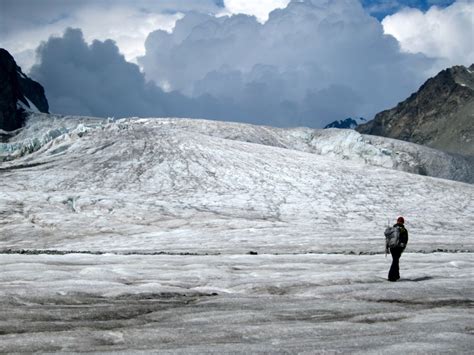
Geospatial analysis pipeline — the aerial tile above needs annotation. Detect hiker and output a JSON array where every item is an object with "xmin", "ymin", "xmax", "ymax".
[{"xmin": 385, "ymin": 216, "xmax": 409, "ymax": 281}]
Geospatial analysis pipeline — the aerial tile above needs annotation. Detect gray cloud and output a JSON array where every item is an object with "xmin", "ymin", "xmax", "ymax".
[
  {"xmin": 0, "ymin": 0, "xmax": 223, "ymax": 34},
  {"xmin": 137, "ymin": 0, "xmax": 434, "ymax": 126},
  {"xmin": 30, "ymin": 0, "xmax": 440, "ymax": 127},
  {"xmin": 29, "ymin": 28, "xmax": 240, "ymax": 121},
  {"xmin": 30, "ymin": 28, "xmax": 169, "ymax": 117},
  {"xmin": 0, "ymin": 0, "xmax": 223, "ymax": 71}
]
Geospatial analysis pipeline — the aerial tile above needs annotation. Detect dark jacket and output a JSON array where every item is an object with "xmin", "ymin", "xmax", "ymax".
[{"xmin": 393, "ymin": 223, "xmax": 408, "ymax": 248}]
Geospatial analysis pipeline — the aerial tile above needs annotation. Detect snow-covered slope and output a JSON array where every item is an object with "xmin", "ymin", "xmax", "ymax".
[{"xmin": 1, "ymin": 113, "xmax": 473, "ymax": 253}]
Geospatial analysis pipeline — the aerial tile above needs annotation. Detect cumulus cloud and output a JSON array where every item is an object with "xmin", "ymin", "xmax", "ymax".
[
  {"xmin": 30, "ymin": 28, "xmax": 170, "ymax": 117},
  {"xmin": 382, "ymin": 0, "xmax": 474, "ymax": 68},
  {"xmin": 0, "ymin": 0, "xmax": 221, "ymax": 70},
  {"xmin": 30, "ymin": 0, "xmax": 468, "ymax": 127},
  {"xmin": 220, "ymin": 0, "xmax": 291, "ymax": 23},
  {"xmin": 138, "ymin": 0, "xmax": 432, "ymax": 126},
  {"xmin": 29, "ymin": 28, "xmax": 247, "ymax": 121}
]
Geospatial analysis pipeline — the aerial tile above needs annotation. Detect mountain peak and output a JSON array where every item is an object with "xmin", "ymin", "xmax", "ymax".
[
  {"xmin": 357, "ymin": 64, "xmax": 474, "ymax": 157},
  {"xmin": 324, "ymin": 117, "xmax": 366, "ymax": 129},
  {"xmin": 450, "ymin": 64, "xmax": 474, "ymax": 90}
]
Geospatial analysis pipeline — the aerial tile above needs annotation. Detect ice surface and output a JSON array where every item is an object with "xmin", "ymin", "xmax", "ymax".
[
  {"xmin": 0, "ymin": 113, "xmax": 473, "ymax": 352},
  {"xmin": 0, "ymin": 253, "xmax": 472, "ymax": 353},
  {"xmin": 1, "ymin": 114, "xmax": 472, "ymax": 182},
  {"xmin": 1, "ymin": 114, "xmax": 472, "ymax": 253}
]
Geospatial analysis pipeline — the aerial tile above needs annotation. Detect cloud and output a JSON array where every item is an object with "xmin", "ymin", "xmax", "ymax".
[
  {"xmin": 382, "ymin": 0, "xmax": 474, "ymax": 68},
  {"xmin": 137, "ymin": 0, "xmax": 433, "ymax": 126},
  {"xmin": 30, "ymin": 0, "xmax": 467, "ymax": 127},
  {"xmin": 30, "ymin": 28, "xmax": 169, "ymax": 117},
  {"xmin": 0, "ymin": 0, "xmax": 221, "ymax": 71},
  {"xmin": 29, "ymin": 27, "xmax": 246, "ymax": 121},
  {"xmin": 220, "ymin": 0, "xmax": 291, "ymax": 23}
]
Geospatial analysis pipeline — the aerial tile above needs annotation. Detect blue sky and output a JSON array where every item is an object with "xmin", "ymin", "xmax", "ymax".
[{"xmin": 360, "ymin": 0, "xmax": 456, "ymax": 18}]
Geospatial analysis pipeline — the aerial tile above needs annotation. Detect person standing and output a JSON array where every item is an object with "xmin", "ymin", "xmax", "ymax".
[{"xmin": 386, "ymin": 216, "xmax": 409, "ymax": 281}]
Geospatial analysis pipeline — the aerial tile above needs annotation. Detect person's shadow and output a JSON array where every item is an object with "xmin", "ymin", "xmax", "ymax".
[{"xmin": 401, "ymin": 276, "xmax": 433, "ymax": 282}]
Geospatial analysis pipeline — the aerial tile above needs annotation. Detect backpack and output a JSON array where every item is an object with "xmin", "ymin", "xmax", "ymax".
[{"xmin": 384, "ymin": 226, "xmax": 401, "ymax": 248}]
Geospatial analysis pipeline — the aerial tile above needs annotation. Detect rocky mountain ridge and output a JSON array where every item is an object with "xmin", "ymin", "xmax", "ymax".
[
  {"xmin": 357, "ymin": 64, "xmax": 474, "ymax": 157},
  {"xmin": 324, "ymin": 117, "xmax": 366, "ymax": 129},
  {"xmin": 0, "ymin": 48, "xmax": 49, "ymax": 133}
]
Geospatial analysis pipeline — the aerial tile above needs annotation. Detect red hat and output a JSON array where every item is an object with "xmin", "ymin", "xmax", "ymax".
[{"xmin": 397, "ymin": 216, "xmax": 405, "ymax": 224}]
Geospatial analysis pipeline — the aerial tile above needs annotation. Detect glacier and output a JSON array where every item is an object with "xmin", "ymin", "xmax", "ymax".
[
  {"xmin": 0, "ymin": 113, "xmax": 473, "ymax": 353},
  {"xmin": 2, "ymin": 113, "xmax": 472, "ymax": 183}
]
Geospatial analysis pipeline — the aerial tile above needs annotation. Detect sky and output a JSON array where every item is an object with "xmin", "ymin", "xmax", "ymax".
[{"xmin": 0, "ymin": 0, "xmax": 473, "ymax": 127}]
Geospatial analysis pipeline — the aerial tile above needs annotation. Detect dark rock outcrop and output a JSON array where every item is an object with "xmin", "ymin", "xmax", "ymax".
[
  {"xmin": 357, "ymin": 64, "xmax": 474, "ymax": 157},
  {"xmin": 324, "ymin": 117, "xmax": 366, "ymax": 129},
  {"xmin": 0, "ymin": 48, "xmax": 49, "ymax": 132}
]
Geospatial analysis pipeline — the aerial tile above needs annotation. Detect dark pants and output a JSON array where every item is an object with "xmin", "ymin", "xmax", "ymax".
[{"xmin": 388, "ymin": 247, "xmax": 404, "ymax": 281}]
